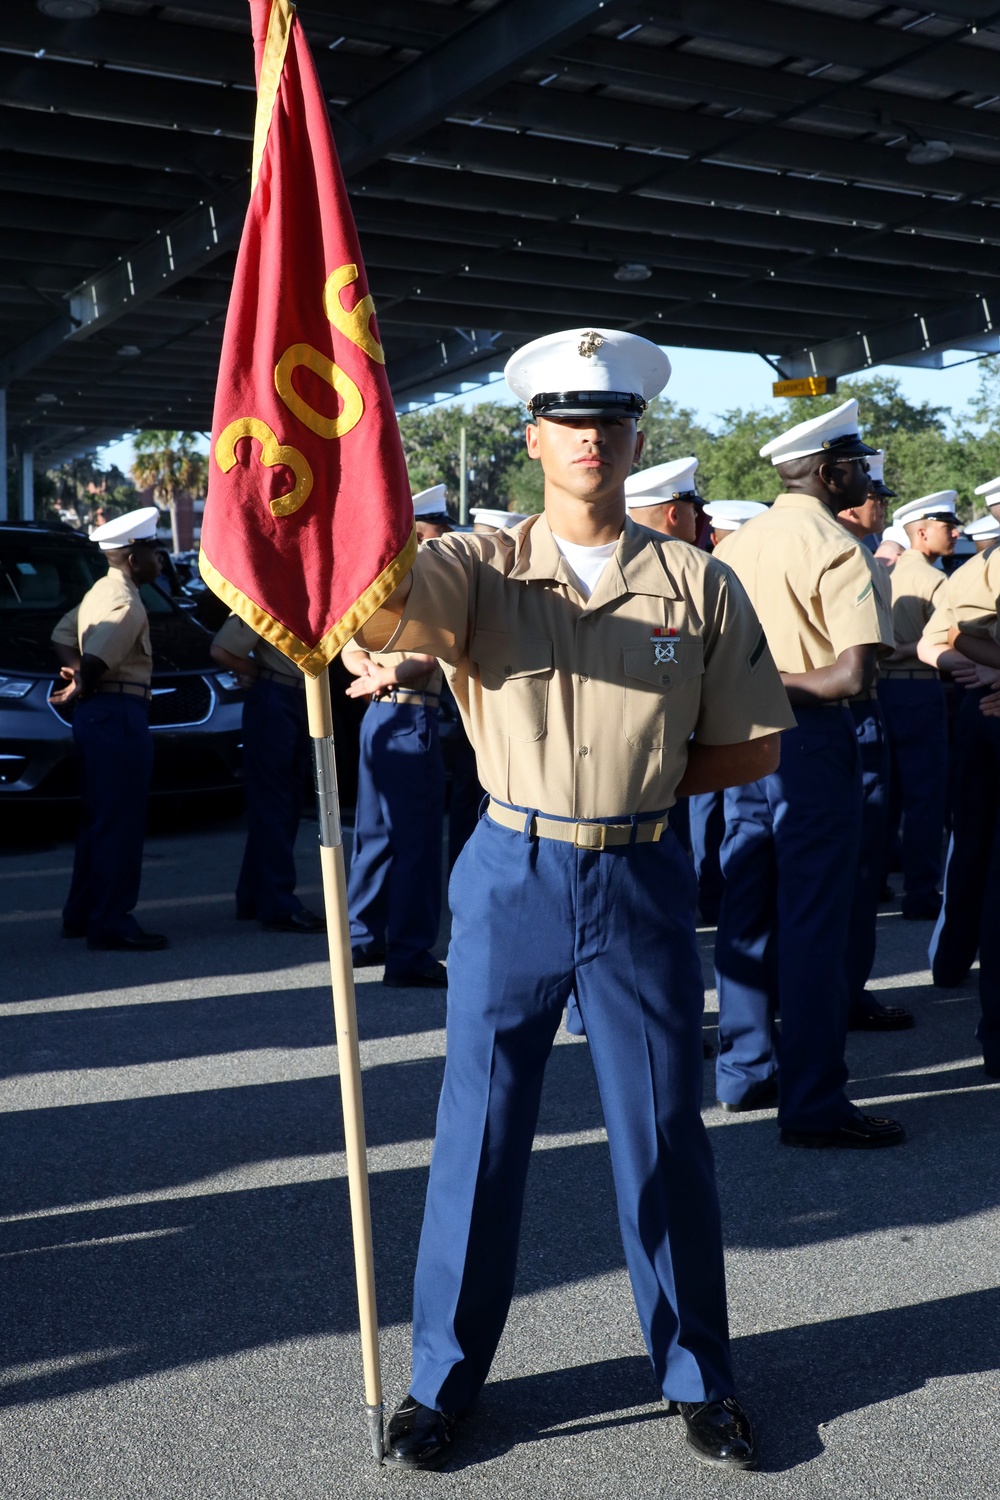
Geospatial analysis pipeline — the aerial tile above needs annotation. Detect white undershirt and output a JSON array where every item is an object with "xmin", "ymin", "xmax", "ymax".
[{"xmin": 550, "ymin": 533, "xmax": 618, "ymax": 600}]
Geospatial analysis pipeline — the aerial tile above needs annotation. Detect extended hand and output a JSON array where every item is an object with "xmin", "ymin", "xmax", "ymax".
[{"xmin": 48, "ymin": 666, "xmax": 81, "ymax": 706}]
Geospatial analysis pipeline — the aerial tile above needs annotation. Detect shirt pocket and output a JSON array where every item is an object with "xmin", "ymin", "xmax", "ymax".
[
  {"xmin": 622, "ymin": 641, "xmax": 705, "ymax": 750},
  {"xmin": 470, "ymin": 629, "xmax": 553, "ymax": 742}
]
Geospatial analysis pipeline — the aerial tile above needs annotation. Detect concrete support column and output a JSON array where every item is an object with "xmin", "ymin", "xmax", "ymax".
[{"xmin": 21, "ymin": 449, "xmax": 34, "ymax": 522}]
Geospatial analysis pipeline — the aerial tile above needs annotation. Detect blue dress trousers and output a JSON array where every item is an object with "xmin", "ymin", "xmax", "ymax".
[
  {"xmin": 715, "ymin": 703, "xmax": 862, "ymax": 1132},
  {"xmin": 236, "ymin": 676, "xmax": 311, "ymax": 923},
  {"xmin": 929, "ymin": 687, "xmax": 1000, "ymax": 1070},
  {"xmin": 846, "ymin": 695, "xmax": 891, "ymax": 1017},
  {"xmin": 878, "ymin": 676, "xmax": 948, "ymax": 905},
  {"xmin": 64, "ymin": 694, "xmax": 153, "ymax": 944},
  {"xmin": 409, "ymin": 808, "xmax": 734, "ymax": 1414},
  {"xmin": 347, "ymin": 698, "xmax": 445, "ymax": 971}
]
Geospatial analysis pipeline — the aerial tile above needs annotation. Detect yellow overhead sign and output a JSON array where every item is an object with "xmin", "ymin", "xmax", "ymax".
[{"xmin": 772, "ymin": 375, "xmax": 836, "ymax": 398}]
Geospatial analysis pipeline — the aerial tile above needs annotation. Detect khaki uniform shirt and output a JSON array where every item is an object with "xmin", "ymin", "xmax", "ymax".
[
  {"xmin": 922, "ymin": 543, "xmax": 1000, "ymax": 647},
  {"xmin": 882, "ymin": 549, "xmax": 946, "ymax": 676},
  {"xmin": 213, "ymin": 613, "xmax": 302, "ymax": 683},
  {"xmin": 360, "ymin": 513, "xmax": 792, "ymax": 819},
  {"xmin": 52, "ymin": 572, "xmax": 152, "ymax": 687},
  {"xmin": 714, "ymin": 492, "xmax": 894, "ymax": 671}
]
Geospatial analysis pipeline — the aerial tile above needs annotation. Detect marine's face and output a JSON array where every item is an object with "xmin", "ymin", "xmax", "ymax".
[
  {"xmin": 525, "ymin": 415, "xmax": 643, "ymax": 504},
  {"xmin": 856, "ymin": 493, "xmax": 888, "ymax": 535},
  {"xmin": 128, "ymin": 543, "xmax": 160, "ymax": 586},
  {"xmin": 922, "ymin": 518, "xmax": 959, "ymax": 557},
  {"xmin": 630, "ymin": 498, "xmax": 699, "ymax": 543},
  {"xmin": 416, "ymin": 521, "xmax": 451, "ymax": 544}
]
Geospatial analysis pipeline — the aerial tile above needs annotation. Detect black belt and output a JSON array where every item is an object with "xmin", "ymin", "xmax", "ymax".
[
  {"xmin": 372, "ymin": 690, "xmax": 440, "ymax": 707},
  {"xmin": 97, "ymin": 681, "xmax": 151, "ymax": 701}
]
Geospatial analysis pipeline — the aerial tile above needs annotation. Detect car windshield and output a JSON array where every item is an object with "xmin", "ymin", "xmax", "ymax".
[{"xmin": 0, "ymin": 535, "xmax": 107, "ymax": 614}]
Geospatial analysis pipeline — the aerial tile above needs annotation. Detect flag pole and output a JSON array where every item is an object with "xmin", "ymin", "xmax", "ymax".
[{"xmin": 303, "ymin": 665, "xmax": 384, "ymax": 1464}]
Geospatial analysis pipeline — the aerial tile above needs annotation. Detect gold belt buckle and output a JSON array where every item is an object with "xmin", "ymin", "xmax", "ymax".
[{"xmin": 573, "ymin": 821, "xmax": 607, "ymax": 851}]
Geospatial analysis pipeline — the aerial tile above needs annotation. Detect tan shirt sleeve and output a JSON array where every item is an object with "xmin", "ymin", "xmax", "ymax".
[
  {"xmin": 693, "ymin": 562, "xmax": 795, "ymax": 744},
  {"xmin": 82, "ymin": 592, "xmax": 144, "ymax": 671},
  {"xmin": 212, "ymin": 613, "xmax": 258, "ymax": 657},
  {"xmin": 818, "ymin": 544, "xmax": 894, "ymax": 656},
  {"xmin": 51, "ymin": 606, "xmax": 80, "ymax": 650},
  {"xmin": 375, "ymin": 538, "xmax": 476, "ymax": 664}
]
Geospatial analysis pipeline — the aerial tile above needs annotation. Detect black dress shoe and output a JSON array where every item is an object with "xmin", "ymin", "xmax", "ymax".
[
  {"xmin": 383, "ymin": 961, "xmax": 448, "ymax": 988},
  {"xmin": 60, "ymin": 923, "xmax": 86, "ymax": 939},
  {"xmin": 383, "ymin": 1396, "xmax": 456, "ymax": 1471},
  {"xmin": 932, "ymin": 967, "xmax": 968, "ymax": 989},
  {"xmin": 847, "ymin": 996, "xmax": 915, "ymax": 1031},
  {"xmin": 718, "ymin": 1076, "xmax": 779, "ymax": 1113},
  {"xmin": 352, "ymin": 943, "xmax": 386, "ymax": 966},
  {"xmin": 261, "ymin": 909, "xmax": 325, "ymax": 934},
  {"xmin": 780, "ymin": 1112, "xmax": 905, "ymax": 1149},
  {"xmin": 87, "ymin": 930, "xmax": 168, "ymax": 952},
  {"xmin": 678, "ymin": 1397, "xmax": 758, "ymax": 1470}
]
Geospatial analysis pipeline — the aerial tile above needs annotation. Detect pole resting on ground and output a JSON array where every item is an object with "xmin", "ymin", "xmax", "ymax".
[
  {"xmin": 312, "ymin": 733, "xmax": 342, "ymax": 848},
  {"xmin": 367, "ymin": 1403, "xmax": 385, "ymax": 1463}
]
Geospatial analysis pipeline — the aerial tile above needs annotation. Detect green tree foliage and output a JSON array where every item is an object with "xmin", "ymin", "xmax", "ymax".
[
  {"xmin": 131, "ymin": 430, "xmax": 207, "ymax": 553},
  {"xmin": 40, "ymin": 456, "xmax": 137, "ymax": 528},
  {"xmin": 395, "ymin": 367, "xmax": 1000, "ymax": 522},
  {"xmin": 397, "ymin": 401, "xmax": 530, "ymax": 517}
]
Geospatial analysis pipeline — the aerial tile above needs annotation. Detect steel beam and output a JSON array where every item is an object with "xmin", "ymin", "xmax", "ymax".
[
  {"xmin": 334, "ymin": 0, "xmax": 632, "ymax": 176},
  {"xmin": 776, "ymin": 297, "xmax": 1000, "ymax": 379}
]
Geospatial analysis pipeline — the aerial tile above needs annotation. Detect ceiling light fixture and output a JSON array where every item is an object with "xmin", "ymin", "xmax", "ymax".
[
  {"xmin": 117, "ymin": 344, "xmax": 142, "ymax": 358},
  {"xmin": 37, "ymin": 0, "xmax": 100, "ymax": 18},
  {"xmin": 35, "ymin": 392, "xmax": 59, "ymax": 404},
  {"xmin": 905, "ymin": 135, "xmax": 953, "ymax": 165},
  {"xmin": 614, "ymin": 262, "xmax": 653, "ymax": 282}
]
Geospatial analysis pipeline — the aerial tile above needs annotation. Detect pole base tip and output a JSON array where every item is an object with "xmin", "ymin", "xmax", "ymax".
[{"xmin": 367, "ymin": 1403, "xmax": 384, "ymax": 1464}]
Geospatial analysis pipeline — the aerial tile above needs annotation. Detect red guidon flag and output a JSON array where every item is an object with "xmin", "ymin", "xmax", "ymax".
[{"xmin": 200, "ymin": 0, "xmax": 415, "ymax": 673}]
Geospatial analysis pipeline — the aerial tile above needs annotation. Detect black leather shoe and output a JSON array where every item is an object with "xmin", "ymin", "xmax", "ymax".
[
  {"xmin": 719, "ymin": 1076, "xmax": 779, "ymax": 1113},
  {"xmin": 678, "ymin": 1397, "xmax": 758, "ymax": 1470},
  {"xmin": 781, "ymin": 1112, "xmax": 905, "ymax": 1149},
  {"xmin": 932, "ymin": 967, "xmax": 968, "ymax": 989},
  {"xmin": 383, "ymin": 1396, "xmax": 455, "ymax": 1470},
  {"xmin": 847, "ymin": 996, "xmax": 915, "ymax": 1031},
  {"xmin": 383, "ymin": 961, "xmax": 448, "ymax": 988},
  {"xmin": 352, "ymin": 943, "xmax": 386, "ymax": 966},
  {"xmin": 60, "ymin": 923, "xmax": 86, "ymax": 939},
  {"xmin": 87, "ymin": 930, "xmax": 168, "ymax": 952},
  {"xmin": 261, "ymin": 909, "xmax": 325, "ymax": 934}
]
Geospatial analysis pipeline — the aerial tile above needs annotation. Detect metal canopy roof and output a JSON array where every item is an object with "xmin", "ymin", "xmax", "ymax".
[{"xmin": 5, "ymin": 0, "xmax": 1000, "ymax": 463}]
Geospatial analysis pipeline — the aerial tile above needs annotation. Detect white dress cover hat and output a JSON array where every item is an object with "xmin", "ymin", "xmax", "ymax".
[
  {"xmin": 759, "ymin": 398, "xmax": 877, "ymax": 466},
  {"xmin": 505, "ymin": 327, "xmax": 671, "ymax": 419},
  {"xmin": 624, "ymin": 457, "xmax": 700, "ymax": 509},
  {"xmin": 88, "ymin": 505, "xmax": 160, "ymax": 552}
]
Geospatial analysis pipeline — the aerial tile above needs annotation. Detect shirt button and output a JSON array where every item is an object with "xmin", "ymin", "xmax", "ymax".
[
  {"xmin": 504, "ymin": 665, "xmax": 513, "ymax": 676},
  {"xmin": 661, "ymin": 674, "xmax": 671, "ymax": 685},
  {"xmin": 579, "ymin": 745, "xmax": 589, "ymax": 757},
  {"xmin": 579, "ymin": 674, "xmax": 589, "ymax": 683}
]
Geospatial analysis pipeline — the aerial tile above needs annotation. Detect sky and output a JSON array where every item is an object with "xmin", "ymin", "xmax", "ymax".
[{"xmin": 94, "ymin": 344, "xmax": 989, "ymax": 475}]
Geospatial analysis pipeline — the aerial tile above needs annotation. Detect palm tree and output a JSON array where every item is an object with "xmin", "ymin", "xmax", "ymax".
[{"xmin": 130, "ymin": 431, "xmax": 207, "ymax": 554}]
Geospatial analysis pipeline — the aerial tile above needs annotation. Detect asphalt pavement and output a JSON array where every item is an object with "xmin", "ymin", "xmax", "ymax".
[{"xmin": 1, "ymin": 808, "xmax": 998, "ymax": 1499}]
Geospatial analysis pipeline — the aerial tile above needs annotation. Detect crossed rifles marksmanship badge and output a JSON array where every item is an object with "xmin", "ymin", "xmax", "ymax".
[{"xmin": 650, "ymin": 626, "xmax": 680, "ymax": 664}]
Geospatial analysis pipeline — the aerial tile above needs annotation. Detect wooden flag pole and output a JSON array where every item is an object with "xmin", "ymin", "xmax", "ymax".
[{"xmin": 303, "ymin": 665, "xmax": 384, "ymax": 1463}]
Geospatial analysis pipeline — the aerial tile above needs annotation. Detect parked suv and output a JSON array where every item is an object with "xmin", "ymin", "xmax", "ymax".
[{"xmin": 0, "ymin": 522, "xmax": 245, "ymax": 802}]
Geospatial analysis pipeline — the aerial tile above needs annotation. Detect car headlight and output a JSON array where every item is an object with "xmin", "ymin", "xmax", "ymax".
[{"xmin": 0, "ymin": 676, "xmax": 33, "ymax": 700}]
